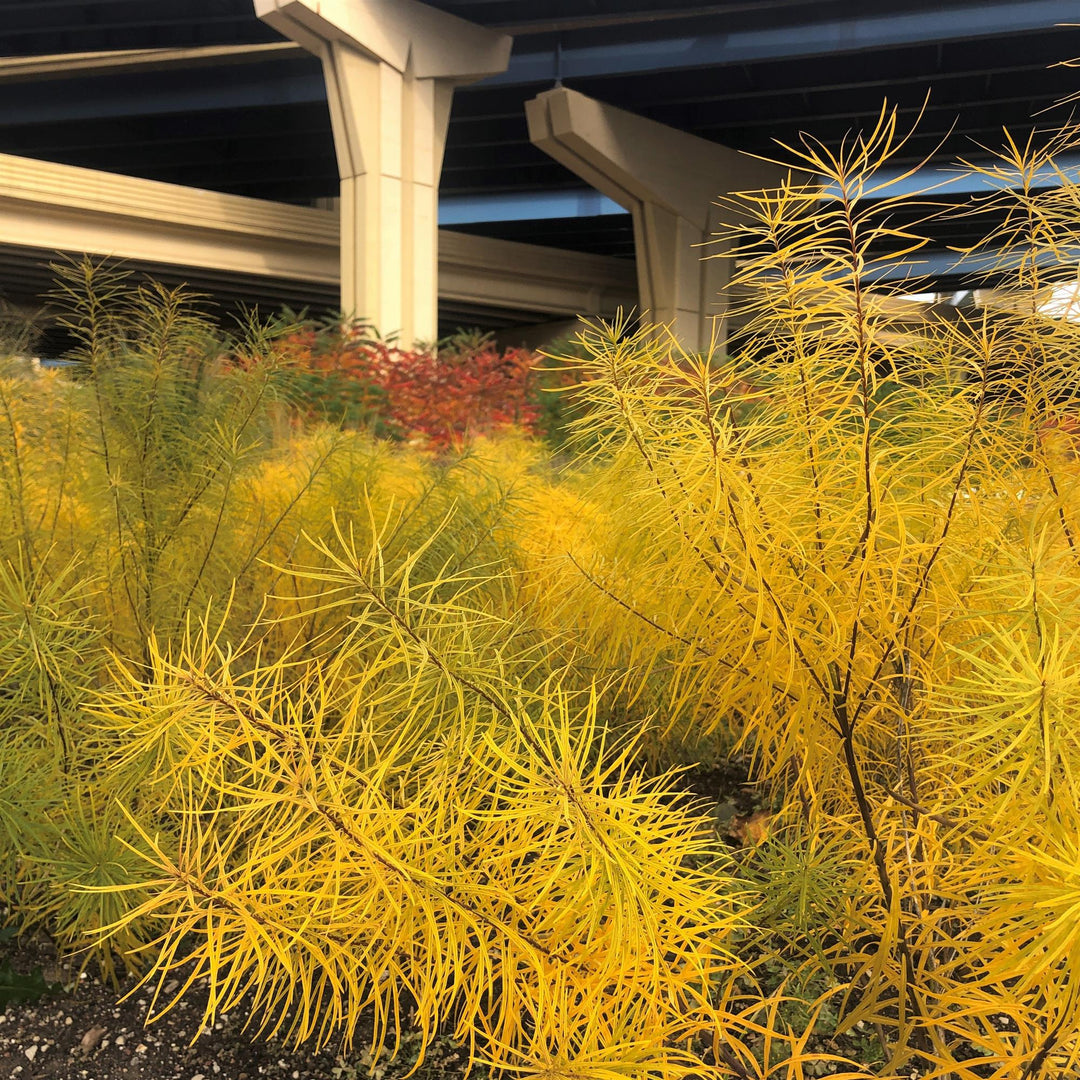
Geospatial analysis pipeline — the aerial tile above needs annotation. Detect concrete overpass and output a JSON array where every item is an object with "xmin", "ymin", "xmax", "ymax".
[
  {"xmin": 0, "ymin": 1, "xmax": 1076, "ymax": 347},
  {"xmin": 0, "ymin": 150, "xmax": 637, "ymax": 338}
]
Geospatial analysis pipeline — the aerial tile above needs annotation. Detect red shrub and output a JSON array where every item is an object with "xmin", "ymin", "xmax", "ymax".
[{"xmin": 276, "ymin": 323, "xmax": 544, "ymax": 448}]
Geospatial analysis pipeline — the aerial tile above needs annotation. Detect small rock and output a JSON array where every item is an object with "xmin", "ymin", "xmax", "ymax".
[
  {"xmin": 24, "ymin": 1045, "xmax": 37, "ymax": 1062},
  {"xmin": 136, "ymin": 1043, "xmax": 148, "ymax": 1054},
  {"xmin": 192, "ymin": 1074, "xmax": 206, "ymax": 1080},
  {"xmin": 115, "ymin": 1035, "xmax": 126, "ymax": 1047}
]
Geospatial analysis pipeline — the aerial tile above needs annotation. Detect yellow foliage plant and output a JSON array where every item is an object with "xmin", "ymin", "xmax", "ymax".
[
  {"xmin": 0, "ymin": 262, "xmax": 545, "ymax": 981},
  {"xmin": 525, "ymin": 107, "xmax": 1080, "ymax": 1077},
  {"xmin": 89, "ymin": 519, "xmax": 802, "ymax": 1080}
]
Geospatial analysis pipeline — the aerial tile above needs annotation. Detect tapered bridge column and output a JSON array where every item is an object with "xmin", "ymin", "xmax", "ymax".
[
  {"xmin": 527, "ymin": 87, "xmax": 784, "ymax": 351},
  {"xmin": 256, "ymin": 0, "xmax": 511, "ymax": 344}
]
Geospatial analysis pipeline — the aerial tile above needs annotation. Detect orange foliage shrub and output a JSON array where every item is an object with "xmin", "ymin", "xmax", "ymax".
[{"xmin": 276, "ymin": 322, "xmax": 545, "ymax": 447}]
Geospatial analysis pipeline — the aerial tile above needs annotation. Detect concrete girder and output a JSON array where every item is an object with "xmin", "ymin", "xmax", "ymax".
[
  {"xmin": 492, "ymin": 0, "xmax": 1076, "ymax": 86},
  {"xmin": 0, "ymin": 152, "xmax": 636, "ymax": 324},
  {"xmin": 527, "ymin": 86, "xmax": 783, "ymax": 352},
  {"xmin": 255, "ymin": 0, "xmax": 511, "ymax": 346},
  {"xmin": 0, "ymin": 43, "xmax": 304, "ymax": 83}
]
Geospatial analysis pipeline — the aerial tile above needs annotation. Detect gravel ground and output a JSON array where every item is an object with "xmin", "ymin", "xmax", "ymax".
[{"xmin": 0, "ymin": 938, "xmax": 353, "ymax": 1080}]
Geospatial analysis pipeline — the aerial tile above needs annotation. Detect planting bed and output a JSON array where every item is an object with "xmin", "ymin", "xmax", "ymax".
[
  {"xmin": 0, "ymin": 937, "xmax": 344, "ymax": 1080},
  {"xmin": 0, "ymin": 930, "xmax": 893, "ymax": 1080},
  {"xmin": 7, "ymin": 118, "xmax": 1080, "ymax": 1074},
  {"xmin": 0, "ymin": 769, "xmax": 771, "ymax": 1080}
]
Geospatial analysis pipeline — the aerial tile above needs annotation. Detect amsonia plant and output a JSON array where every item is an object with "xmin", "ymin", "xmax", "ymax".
[
  {"xmin": 90, "ymin": 521, "xmax": 783, "ymax": 1079},
  {"xmin": 530, "ymin": 107, "xmax": 1080, "ymax": 1077}
]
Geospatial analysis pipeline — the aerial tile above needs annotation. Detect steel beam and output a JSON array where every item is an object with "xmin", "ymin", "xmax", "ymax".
[
  {"xmin": 0, "ymin": 65, "xmax": 325, "ymax": 127},
  {"xmin": 863, "ymin": 246, "xmax": 1080, "ymax": 284},
  {"xmin": 437, "ymin": 150, "xmax": 1080, "ymax": 229},
  {"xmin": 0, "ymin": 1, "xmax": 1073, "ymax": 129},
  {"xmin": 439, "ymin": 189, "xmax": 624, "ymax": 224}
]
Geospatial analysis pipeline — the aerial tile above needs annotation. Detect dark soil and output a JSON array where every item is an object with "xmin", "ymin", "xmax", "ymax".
[
  {"xmin": 0, "ymin": 936, "xmax": 353, "ymax": 1080},
  {"xmin": 0, "ymin": 937, "xmax": 480, "ymax": 1080},
  {"xmin": 669, "ymin": 757, "xmax": 772, "ymax": 843}
]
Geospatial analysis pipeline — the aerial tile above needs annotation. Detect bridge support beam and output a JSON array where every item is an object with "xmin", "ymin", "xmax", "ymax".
[
  {"xmin": 256, "ymin": 0, "xmax": 510, "ymax": 344},
  {"xmin": 527, "ymin": 86, "xmax": 783, "ymax": 351}
]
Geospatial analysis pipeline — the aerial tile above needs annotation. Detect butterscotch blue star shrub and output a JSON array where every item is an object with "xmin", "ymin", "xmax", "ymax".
[
  {"xmin": 524, "ymin": 109, "xmax": 1080, "ymax": 1077},
  {"xmin": 7, "ymin": 103, "xmax": 1080, "ymax": 1080}
]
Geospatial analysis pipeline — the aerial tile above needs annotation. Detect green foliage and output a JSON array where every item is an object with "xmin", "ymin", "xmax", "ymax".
[
  {"xmin": 0, "ymin": 960, "xmax": 59, "ymax": 1006},
  {"xmin": 50, "ymin": 257, "xmax": 301, "ymax": 654},
  {"xmin": 0, "ymin": 554, "xmax": 99, "ymax": 761},
  {"xmin": 739, "ymin": 832, "xmax": 858, "ymax": 943}
]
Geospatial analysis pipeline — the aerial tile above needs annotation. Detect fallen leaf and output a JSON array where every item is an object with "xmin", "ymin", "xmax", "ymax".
[
  {"xmin": 80, "ymin": 1025, "xmax": 107, "ymax": 1054},
  {"xmin": 729, "ymin": 809, "xmax": 772, "ymax": 846}
]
